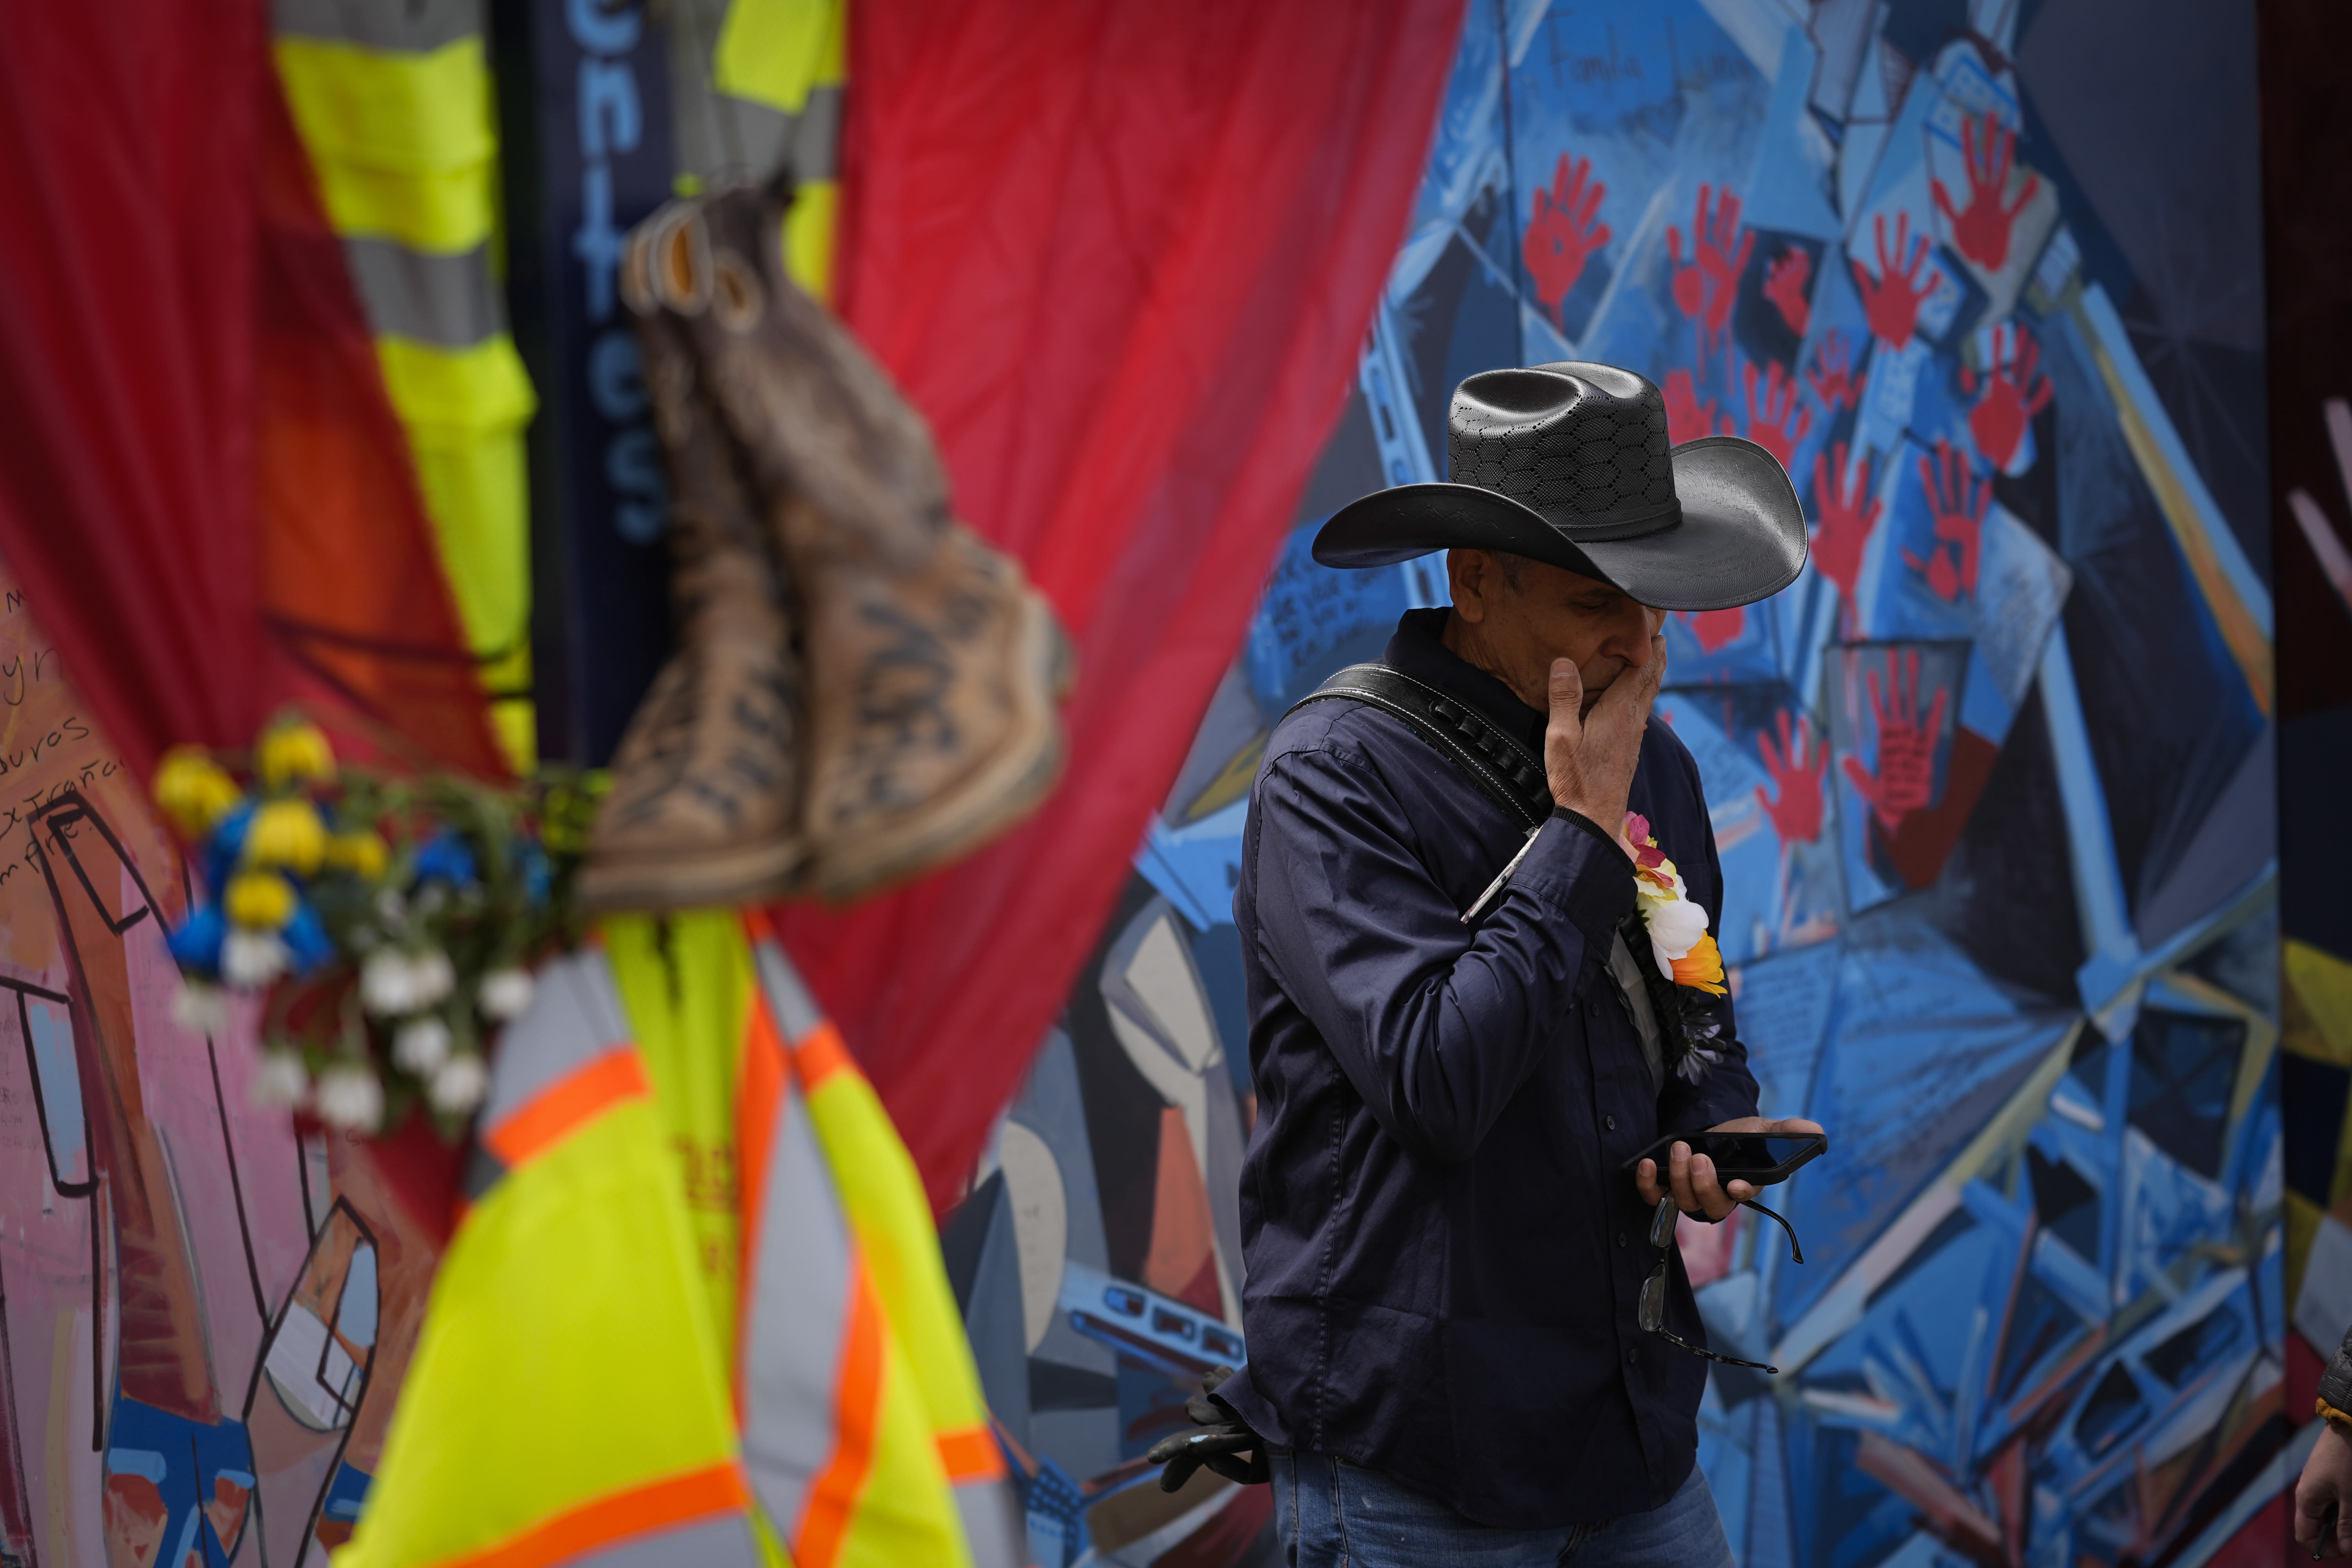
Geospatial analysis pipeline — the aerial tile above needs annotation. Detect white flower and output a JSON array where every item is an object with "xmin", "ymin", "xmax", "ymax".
[
  {"xmin": 1645, "ymin": 896, "xmax": 1711, "ymax": 971},
  {"xmin": 171, "ymin": 983, "xmax": 229, "ymax": 1036},
  {"xmin": 428, "ymin": 1054, "xmax": 489, "ymax": 1115},
  {"xmin": 477, "ymin": 968, "xmax": 535, "ymax": 1022},
  {"xmin": 392, "ymin": 1016, "xmax": 453, "ymax": 1074},
  {"xmin": 222, "ymin": 930, "xmax": 290, "ymax": 989},
  {"xmin": 409, "ymin": 949, "xmax": 456, "ymax": 1008},
  {"xmin": 251, "ymin": 1050, "xmax": 310, "ymax": 1109},
  {"xmin": 374, "ymin": 887, "xmax": 409, "ymax": 927},
  {"xmin": 359, "ymin": 950, "xmax": 417, "ymax": 1016},
  {"xmin": 314, "ymin": 1064, "xmax": 385, "ymax": 1132}
]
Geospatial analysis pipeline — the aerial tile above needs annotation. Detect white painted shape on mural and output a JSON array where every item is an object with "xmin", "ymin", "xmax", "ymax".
[
  {"xmin": 1691, "ymin": 0, "xmax": 1795, "ymax": 82},
  {"xmin": 266, "ymin": 1297, "xmax": 363, "ymax": 1432},
  {"xmin": 1973, "ymin": 505, "xmax": 2073, "ymax": 710},
  {"xmin": 997, "ymin": 1122, "xmax": 1068, "ymax": 1356},
  {"xmin": 1503, "ymin": 0, "xmax": 1550, "ymax": 67},
  {"xmin": 2296, "ymin": 1209, "xmax": 2352, "ymax": 1355}
]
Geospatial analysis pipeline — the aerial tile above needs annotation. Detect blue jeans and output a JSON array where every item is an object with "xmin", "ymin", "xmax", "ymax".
[{"xmin": 1269, "ymin": 1450, "xmax": 1734, "ymax": 1567}]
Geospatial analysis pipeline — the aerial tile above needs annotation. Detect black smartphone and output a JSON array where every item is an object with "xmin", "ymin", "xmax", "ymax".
[{"xmin": 1620, "ymin": 1129, "xmax": 1826, "ymax": 1187}]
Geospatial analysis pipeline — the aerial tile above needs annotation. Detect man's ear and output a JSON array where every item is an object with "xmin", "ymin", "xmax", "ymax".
[{"xmin": 1447, "ymin": 548, "xmax": 1490, "ymax": 624}]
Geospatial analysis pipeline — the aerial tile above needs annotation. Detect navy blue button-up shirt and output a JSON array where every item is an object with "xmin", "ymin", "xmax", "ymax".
[{"xmin": 1218, "ymin": 609, "xmax": 1760, "ymax": 1530}]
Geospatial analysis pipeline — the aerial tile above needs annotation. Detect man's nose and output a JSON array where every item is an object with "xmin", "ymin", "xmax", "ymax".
[{"xmin": 1614, "ymin": 603, "xmax": 1664, "ymax": 662}]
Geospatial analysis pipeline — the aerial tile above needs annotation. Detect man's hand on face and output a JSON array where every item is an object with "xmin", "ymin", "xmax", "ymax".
[
  {"xmin": 2299, "ymin": 1421, "xmax": 2352, "ymax": 1557},
  {"xmin": 1635, "ymin": 1116, "xmax": 1826, "ymax": 1221},
  {"xmin": 1546, "ymin": 634, "xmax": 1667, "ymax": 832}
]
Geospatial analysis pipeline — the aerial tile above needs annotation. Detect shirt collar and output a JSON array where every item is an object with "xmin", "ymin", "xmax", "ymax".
[{"xmin": 1381, "ymin": 608, "xmax": 1548, "ymax": 757}]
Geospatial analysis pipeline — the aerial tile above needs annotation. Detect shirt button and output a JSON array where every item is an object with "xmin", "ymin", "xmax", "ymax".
[
  {"xmin": 1604, "ymin": 1114, "xmax": 1617, "ymax": 1132},
  {"xmin": 1626, "ymin": 1347, "xmax": 1637, "ymax": 1365},
  {"xmin": 1616, "ymin": 1233, "xmax": 1626, "ymax": 1249},
  {"xmin": 1587, "ymin": 1000, "xmax": 1602, "ymax": 1018}
]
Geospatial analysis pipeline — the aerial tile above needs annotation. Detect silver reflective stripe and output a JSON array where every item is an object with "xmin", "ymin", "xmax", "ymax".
[
  {"xmin": 271, "ymin": 0, "xmax": 483, "ymax": 53},
  {"xmin": 565, "ymin": 1512, "xmax": 762, "ymax": 1568},
  {"xmin": 954, "ymin": 1476, "xmax": 1028, "ymax": 1568},
  {"xmin": 736, "ymin": 1073, "xmax": 853, "ymax": 1539},
  {"xmin": 791, "ymin": 84, "xmax": 841, "ymax": 183},
  {"xmin": 342, "ymin": 236, "xmax": 505, "ymax": 348},
  {"xmin": 748, "ymin": 937, "xmax": 826, "ymax": 1044},
  {"xmin": 479, "ymin": 951, "xmax": 632, "ymax": 1129}
]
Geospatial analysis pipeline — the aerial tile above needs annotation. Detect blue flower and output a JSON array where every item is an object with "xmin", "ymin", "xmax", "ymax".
[
  {"xmin": 412, "ymin": 831, "xmax": 477, "ymax": 888},
  {"xmin": 204, "ymin": 801, "xmax": 257, "ymax": 894},
  {"xmin": 281, "ymin": 902, "xmax": 336, "ymax": 975},
  {"xmin": 166, "ymin": 905, "xmax": 227, "ymax": 975},
  {"xmin": 516, "ymin": 842, "xmax": 551, "ymax": 909}
]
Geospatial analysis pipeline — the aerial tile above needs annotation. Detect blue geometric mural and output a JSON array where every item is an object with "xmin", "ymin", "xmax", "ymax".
[{"xmin": 950, "ymin": 4, "xmax": 2289, "ymax": 1563}]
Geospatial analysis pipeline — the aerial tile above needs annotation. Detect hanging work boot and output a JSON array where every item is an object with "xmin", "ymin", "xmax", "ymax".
[
  {"xmin": 641, "ymin": 180, "xmax": 1073, "ymax": 903},
  {"xmin": 576, "ymin": 217, "xmax": 808, "ymax": 911}
]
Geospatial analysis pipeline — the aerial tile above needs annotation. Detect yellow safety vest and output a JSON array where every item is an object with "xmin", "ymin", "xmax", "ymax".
[{"xmin": 341, "ymin": 915, "xmax": 1024, "ymax": 1567}]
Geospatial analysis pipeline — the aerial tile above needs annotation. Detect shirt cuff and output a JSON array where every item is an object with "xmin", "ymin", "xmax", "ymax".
[{"xmin": 1508, "ymin": 810, "xmax": 1637, "ymax": 944}]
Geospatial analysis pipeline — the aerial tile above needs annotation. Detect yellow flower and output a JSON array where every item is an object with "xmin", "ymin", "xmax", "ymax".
[
  {"xmin": 1669, "ymin": 932, "xmax": 1728, "ymax": 996},
  {"xmin": 257, "ymin": 720, "xmax": 336, "ymax": 789},
  {"xmin": 224, "ymin": 870, "xmax": 298, "ymax": 931},
  {"xmin": 245, "ymin": 799, "xmax": 327, "ymax": 875},
  {"xmin": 153, "ymin": 748, "xmax": 242, "ymax": 837},
  {"xmin": 323, "ymin": 829, "xmax": 390, "ymax": 879}
]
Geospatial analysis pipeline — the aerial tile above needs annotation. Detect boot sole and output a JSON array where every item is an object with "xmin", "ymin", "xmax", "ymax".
[
  {"xmin": 810, "ymin": 594, "xmax": 1072, "ymax": 904},
  {"xmin": 577, "ymin": 832, "xmax": 810, "ymax": 913}
]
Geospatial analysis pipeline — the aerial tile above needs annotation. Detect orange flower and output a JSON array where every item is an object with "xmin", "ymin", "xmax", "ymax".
[{"xmin": 1670, "ymin": 933, "xmax": 1727, "ymax": 995}]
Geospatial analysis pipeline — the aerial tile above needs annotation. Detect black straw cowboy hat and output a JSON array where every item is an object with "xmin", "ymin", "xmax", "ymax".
[{"xmin": 1314, "ymin": 361, "xmax": 1806, "ymax": 612}]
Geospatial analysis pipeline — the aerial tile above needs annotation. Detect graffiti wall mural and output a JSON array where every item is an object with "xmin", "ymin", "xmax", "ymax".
[
  {"xmin": 0, "ymin": 568, "xmax": 438, "ymax": 1565},
  {"xmin": 961, "ymin": 2, "xmax": 2290, "ymax": 1564}
]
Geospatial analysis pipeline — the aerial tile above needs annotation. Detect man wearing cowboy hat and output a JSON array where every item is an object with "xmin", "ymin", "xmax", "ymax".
[{"xmin": 1165, "ymin": 363, "xmax": 1824, "ymax": 1563}]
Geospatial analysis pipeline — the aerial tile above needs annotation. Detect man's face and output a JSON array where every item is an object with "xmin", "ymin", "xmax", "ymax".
[{"xmin": 1440, "ymin": 548, "xmax": 1666, "ymax": 715}]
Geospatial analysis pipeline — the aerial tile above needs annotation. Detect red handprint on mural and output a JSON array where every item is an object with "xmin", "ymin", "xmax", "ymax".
[
  {"xmin": 1524, "ymin": 153, "xmax": 1612, "ymax": 329},
  {"xmin": 1762, "ymin": 246, "xmax": 1812, "ymax": 336},
  {"xmin": 1667, "ymin": 185, "xmax": 1753, "ymax": 357},
  {"xmin": 1810, "ymin": 442, "xmax": 1881, "ymax": 635},
  {"xmin": 1961, "ymin": 321, "xmax": 2053, "ymax": 472},
  {"xmin": 1932, "ymin": 111, "xmax": 2040, "ymax": 273},
  {"xmin": 1806, "ymin": 329, "xmax": 1866, "ymax": 413},
  {"xmin": 1742, "ymin": 359, "xmax": 1812, "ymax": 468},
  {"xmin": 1754, "ymin": 710, "xmax": 1828, "ymax": 844},
  {"xmin": 1662, "ymin": 368, "xmax": 1730, "ymax": 446},
  {"xmin": 1842, "ymin": 649, "xmax": 1948, "ymax": 835},
  {"xmin": 1850, "ymin": 212, "xmax": 1938, "ymax": 352},
  {"xmin": 1680, "ymin": 607, "xmax": 1746, "ymax": 653},
  {"xmin": 1904, "ymin": 439, "xmax": 1992, "ymax": 602}
]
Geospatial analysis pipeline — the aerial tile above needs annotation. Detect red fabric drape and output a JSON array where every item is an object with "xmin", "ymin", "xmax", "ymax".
[
  {"xmin": 0, "ymin": 0, "xmax": 501, "ymax": 784},
  {"xmin": 780, "ymin": 0, "xmax": 1466, "ymax": 1207}
]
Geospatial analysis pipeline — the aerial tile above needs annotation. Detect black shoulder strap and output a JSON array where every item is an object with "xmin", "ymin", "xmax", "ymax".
[{"xmin": 1288, "ymin": 664, "xmax": 1551, "ymax": 831}]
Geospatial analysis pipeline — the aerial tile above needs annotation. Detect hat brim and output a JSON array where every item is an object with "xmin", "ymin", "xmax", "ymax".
[{"xmin": 1311, "ymin": 436, "xmax": 1806, "ymax": 612}]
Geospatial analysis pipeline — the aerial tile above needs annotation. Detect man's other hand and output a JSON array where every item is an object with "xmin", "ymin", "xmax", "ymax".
[
  {"xmin": 1546, "ymin": 635, "xmax": 1667, "ymax": 830},
  {"xmin": 1636, "ymin": 1116, "xmax": 1825, "ymax": 1221},
  {"xmin": 2298, "ymin": 1421, "xmax": 2352, "ymax": 1557},
  {"xmin": 1147, "ymin": 1365, "xmax": 1270, "ymax": 1492}
]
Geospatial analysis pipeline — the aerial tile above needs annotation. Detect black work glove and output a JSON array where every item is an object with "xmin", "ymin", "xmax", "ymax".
[{"xmin": 1145, "ymin": 1365, "xmax": 1270, "ymax": 1491}]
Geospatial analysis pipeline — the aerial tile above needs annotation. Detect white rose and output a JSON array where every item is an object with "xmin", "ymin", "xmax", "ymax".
[
  {"xmin": 222, "ymin": 931, "xmax": 290, "ymax": 989},
  {"xmin": 359, "ymin": 950, "xmax": 417, "ymax": 1016},
  {"xmin": 428, "ymin": 1054, "xmax": 490, "ymax": 1115},
  {"xmin": 477, "ymin": 967, "xmax": 535, "ymax": 1022},
  {"xmin": 409, "ymin": 949, "xmax": 456, "ymax": 1008},
  {"xmin": 251, "ymin": 1050, "xmax": 310, "ymax": 1110},
  {"xmin": 313, "ymin": 1064, "xmax": 384, "ymax": 1132},
  {"xmin": 392, "ymin": 1016, "xmax": 453, "ymax": 1074},
  {"xmin": 171, "ymin": 983, "xmax": 229, "ymax": 1036},
  {"xmin": 1645, "ymin": 896, "xmax": 1711, "ymax": 971}
]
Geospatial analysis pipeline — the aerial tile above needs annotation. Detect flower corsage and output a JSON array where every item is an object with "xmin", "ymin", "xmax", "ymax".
[{"xmin": 1617, "ymin": 811, "xmax": 1728, "ymax": 1082}]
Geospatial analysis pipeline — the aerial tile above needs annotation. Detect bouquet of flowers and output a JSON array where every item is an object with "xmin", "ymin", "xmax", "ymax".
[
  {"xmin": 154, "ymin": 715, "xmax": 594, "ymax": 1135},
  {"xmin": 1619, "ymin": 810, "xmax": 1729, "ymax": 1083}
]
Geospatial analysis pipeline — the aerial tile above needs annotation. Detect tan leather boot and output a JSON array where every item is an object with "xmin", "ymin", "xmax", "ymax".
[
  {"xmin": 643, "ymin": 181, "xmax": 1072, "ymax": 902},
  {"xmin": 576, "ymin": 216, "xmax": 809, "ymax": 911}
]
